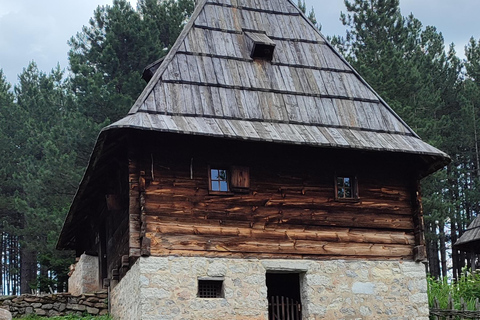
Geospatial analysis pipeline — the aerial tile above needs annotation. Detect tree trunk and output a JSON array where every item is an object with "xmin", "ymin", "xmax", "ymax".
[
  {"xmin": 426, "ymin": 220, "xmax": 440, "ymax": 278},
  {"xmin": 439, "ymin": 220, "xmax": 448, "ymax": 278},
  {"xmin": 20, "ymin": 246, "xmax": 37, "ymax": 294}
]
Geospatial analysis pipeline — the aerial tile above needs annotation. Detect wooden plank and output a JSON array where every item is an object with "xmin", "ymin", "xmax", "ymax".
[
  {"xmin": 176, "ymin": 54, "xmax": 191, "ymax": 82},
  {"xmin": 242, "ymin": 89, "xmax": 263, "ymax": 120},
  {"xmin": 214, "ymin": 118, "xmax": 237, "ymax": 137},
  {"xmin": 185, "ymin": 54, "xmax": 201, "ymax": 83},
  {"xmin": 195, "ymin": 6, "xmax": 208, "ymax": 26},
  {"xmin": 191, "ymin": 85, "xmax": 204, "ymax": 116},
  {"xmin": 148, "ymin": 234, "xmax": 413, "ymax": 257},
  {"xmin": 228, "ymin": 59, "xmax": 242, "ymax": 87},
  {"xmin": 234, "ymin": 89, "xmax": 249, "ymax": 118},
  {"xmin": 301, "ymin": 96, "xmax": 320, "ymax": 124},
  {"xmin": 210, "ymin": 86, "xmax": 224, "ymax": 117},
  {"xmin": 198, "ymin": 85, "xmax": 215, "ymax": 116},
  {"xmin": 305, "ymin": 125, "xmax": 331, "ymax": 145},
  {"xmin": 292, "ymin": 124, "xmax": 318, "ymax": 144},
  {"xmin": 278, "ymin": 66, "xmax": 296, "ymax": 92},
  {"xmin": 283, "ymin": 94, "xmax": 302, "ymax": 123},
  {"xmin": 151, "ymin": 82, "xmax": 166, "ymax": 115},
  {"xmin": 164, "ymin": 55, "xmax": 181, "ymax": 82},
  {"xmin": 319, "ymin": 98, "xmax": 341, "ymax": 126},
  {"xmin": 201, "ymin": 56, "xmax": 217, "ymax": 84},
  {"xmin": 293, "ymin": 95, "xmax": 311, "ymax": 124},
  {"xmin": 219, "ymin": 58, "xmax": 233, "ymax": 86},
  {"xmin": 148, "ymin": 114, "xmax": 168, "ymax": 131},
  {"xmin": 236, "ymin": 60, "xmax": 251, "ymax": 88},
  {"xmin": 212, "ymin": 57, "xmax": 226, "ymax": 85},
  {"xmin": 144, "ymin": 91, "xmax": 156, "ymax": 113}
]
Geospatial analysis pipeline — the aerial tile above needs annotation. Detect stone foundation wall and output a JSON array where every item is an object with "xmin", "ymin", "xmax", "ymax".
[
  {"xmin": 0, "ymin": 292, "xmax": 108, "ymax": 318},
  {"xmin": 110, "ymin": 256, "xmax": 429, "ymax": 320},
  {"xmin": 68, "ymin": 253, "xmax": 100, "ymax": 295},
  {"xmin": 110, "ymin": 258, "xmax": 141, "ymax": 320}
]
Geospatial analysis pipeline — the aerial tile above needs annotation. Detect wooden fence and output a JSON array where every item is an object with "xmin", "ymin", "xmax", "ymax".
[
  {"xmin": 268, "ymin": 295, "xmax": 301, "ymax": 320},
  {"xmin": 430, "ymin": 297, "xmax": 480, "ymax": 319}
]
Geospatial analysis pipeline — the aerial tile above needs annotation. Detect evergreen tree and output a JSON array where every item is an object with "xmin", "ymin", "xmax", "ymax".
[
  {"xmin": 331, "ymin": 0, "xmax": 467, "ymax": 278},
  {"xmin": 297, "ymin": 0, "xmax": 320, "ymax": 30},
  {"xmin": 69, "ymin": 0, "xmax": 195, "ymax": 124},
  {"xmin": 2, "ymin": 63, "xmax": 99, "ymax": 292}
]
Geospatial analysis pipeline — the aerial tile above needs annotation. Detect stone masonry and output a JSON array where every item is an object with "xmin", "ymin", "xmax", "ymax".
[
  {"xmin": 110, "ymin": 256, "xmax": 429, "ymax": 320},
  {"xmin": 0, "ymin": 292, "xmax": 108, "ymax": 318},
  {"xmin": 68, "ymin": 253, "xmax": 100, "ymax": 295}
]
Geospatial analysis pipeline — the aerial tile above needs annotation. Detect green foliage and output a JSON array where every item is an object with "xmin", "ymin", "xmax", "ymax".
[
  {"xmin": 330, "ymin": 0, "xmax": 480, "ymax": 279},
  {"xmin": 17, "ymin": 315, "xmax": 112, "ymax": 320},
  {"xmin": 69, "ymin": 0, "xmax": 195, "ymax": 124},
  {"xmin": 1, "ymin": 62, "xmax": 103, "ymax": 292},
  {"xmin": 427, "ymin": 270, "xmax": 480, "ymax": 310},
  {"xmin": 297, "ymin": 0, "xmax": 320, "ymax": 30}
]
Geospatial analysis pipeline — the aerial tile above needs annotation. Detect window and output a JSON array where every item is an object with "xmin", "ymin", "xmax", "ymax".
[
  {"xmin": 245, "ymin": 31, "xmax": 276, "ymax": 61},
  {"xmin": 336, "ymin": 175, "xmax": 358, "ymax": 200},
  {"xmin": 198, "ymin": 279, "xmax": 223, "ymax": 298},
  {"xmin": 210, "ymin": 168, "xmax": 229, "ymax": 192},
  {"xmin": 209, "ymin": 166, "xmax": 250, "ymax": 193}
]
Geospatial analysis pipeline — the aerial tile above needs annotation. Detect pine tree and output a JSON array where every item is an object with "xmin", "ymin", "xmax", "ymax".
[
  {"xmin": 331, "ymin": 0, "xmax": 468, "ymax": 278},
  {"xmin": 69, "ymin": 0, "xmax": 195, "ymax": 124}
]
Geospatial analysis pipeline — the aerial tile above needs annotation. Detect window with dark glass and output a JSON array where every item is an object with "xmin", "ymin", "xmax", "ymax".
[
  {"xmin": 336, "ymin": 176, "xmax": 357, "ymax": 200},
  {"xmin": 210, "ymin": 168, "xmax": 229, "ymax": 192}
]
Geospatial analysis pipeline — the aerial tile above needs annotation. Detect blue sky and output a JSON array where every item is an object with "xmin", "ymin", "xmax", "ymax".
[{"xmin": 0, "ymin": 0, "xmax": 478, "ymax": 85}]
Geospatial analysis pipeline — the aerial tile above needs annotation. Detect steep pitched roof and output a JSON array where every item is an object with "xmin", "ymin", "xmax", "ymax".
[
  {"xmin": 454, "ymin": 215, "xmax": 480, "ymax": 254},
  {"xmin": 106, "ymin": 0, "xmax": 448, "ymax": 162}
]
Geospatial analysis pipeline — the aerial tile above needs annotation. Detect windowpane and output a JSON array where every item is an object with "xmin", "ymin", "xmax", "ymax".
[
  {"xmin": 345, "ymin": 188, "xmax": 352, "ymax": 198},
  {"xmin": 336, "ymin": 176, "xmax": 356, "ymax": 199},
  {"xmin": 210, "ymin": 168, "xmax": 229, "ymax": 192},
  {"xmin": 220, "ymin": 181, "xmax": 228, "ymax": 191},
  {"xmin": 211, "ymin": 169, "xmax": 219, "ymax": 180},
  {"xmin": 218, "ymin": 169, "xmax": 227, "ymax": 180}
]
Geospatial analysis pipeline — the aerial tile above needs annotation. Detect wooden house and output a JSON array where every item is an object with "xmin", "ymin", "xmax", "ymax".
[
  {"xmin": 57, "ymin": 0, "xmax": 449, "ymax": 319},
  {"xmin": 454, "ymin": 215, "xmax": 480, "ymax": 271}
]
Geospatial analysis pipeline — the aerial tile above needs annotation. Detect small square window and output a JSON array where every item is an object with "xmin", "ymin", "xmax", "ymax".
[
  {"xmin": 198, "ymin": 279, "xmax": 223, "ymax": 298},
  {"xmin": 210, "ymin": 168, "xmax": 229, "ymax": 192},
  {"xmin": 336, "ymin": 175, "xmax": 358, "ymax": 200}
]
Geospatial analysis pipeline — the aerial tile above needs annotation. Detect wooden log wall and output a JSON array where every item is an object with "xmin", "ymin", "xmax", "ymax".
[{"xmin": 131, "ymin": 132, "xmax": 423, "ymax": 260}]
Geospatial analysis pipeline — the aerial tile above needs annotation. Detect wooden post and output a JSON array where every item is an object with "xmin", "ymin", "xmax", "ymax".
[
  {"xmin": 129, "ymin": 142, "xmax": 141, "ymax": 259},
  {"xmin": 412, "ymin": 180, "xmax": 427, "ymax": 262}
]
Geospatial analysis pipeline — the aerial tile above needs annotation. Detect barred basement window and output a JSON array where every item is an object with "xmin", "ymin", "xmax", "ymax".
[{"xmin": 198, "ymin": 279, "xmax": 223, "ymax": 298}]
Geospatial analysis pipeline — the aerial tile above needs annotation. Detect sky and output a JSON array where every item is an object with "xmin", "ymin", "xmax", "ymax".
[{"xmin": 0, "ymin": 0, "xmax": 479, "ymax": 86}]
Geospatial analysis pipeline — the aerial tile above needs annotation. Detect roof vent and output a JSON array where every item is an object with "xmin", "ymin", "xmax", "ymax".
[{"xmin": 245, "ymin": 32, "xmax": 276, "ymax": 61}]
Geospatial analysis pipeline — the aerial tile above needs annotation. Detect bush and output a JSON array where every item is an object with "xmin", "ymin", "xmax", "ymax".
[{"xmin": 427, "ymin": 269, "xmax": 480, "ymax": 310}]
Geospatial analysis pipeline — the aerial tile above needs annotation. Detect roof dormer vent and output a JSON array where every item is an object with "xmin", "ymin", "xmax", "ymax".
[{"xmin": 245, "ymin": 32, "xmax": 276, "ymax": 61}]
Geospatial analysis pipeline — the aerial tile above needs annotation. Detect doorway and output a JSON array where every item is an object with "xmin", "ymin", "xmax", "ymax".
[{"xmin": 266, "ymin": 272, "xmax": 302, "ymax": 320}]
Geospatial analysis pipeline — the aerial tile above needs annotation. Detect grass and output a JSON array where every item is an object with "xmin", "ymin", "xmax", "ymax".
[{"xmin": 427, "ymin": 269, "xmax": 480, "ymax": 310}]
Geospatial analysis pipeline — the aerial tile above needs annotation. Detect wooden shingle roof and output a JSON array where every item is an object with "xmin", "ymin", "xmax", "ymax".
[
  {"xmin": 454, "ymin": 216, "xmax": 480, "ymax": 254},
  {"xmin": 106, "ymin": 0, "xmax": 448, "ymax": 162}
]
